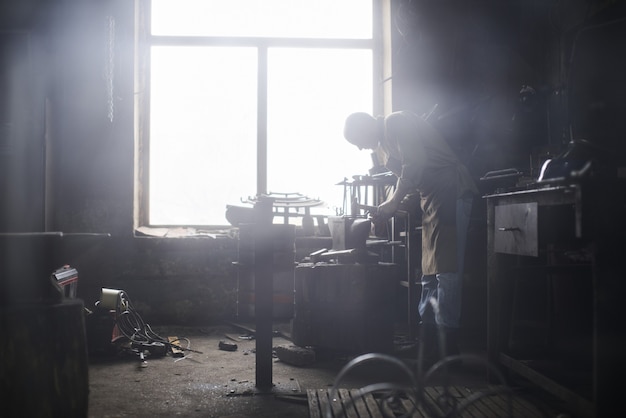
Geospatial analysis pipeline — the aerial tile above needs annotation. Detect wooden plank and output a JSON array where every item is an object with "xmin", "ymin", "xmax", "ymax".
[
  {"xmin": 413, "ymin": 390, "xmax": 434, "ymax": 417},
  {"xmin": 517, "ymin": 394, "xmax": 548, "ymax": 416},
  {"xmin": 362, "ymin": 392, "xmax": 383, "ymax": 418},
  {"xmin": 486, "ymin": 387, "xmax": 544, "ymax": 418},
  {"xmin": 400, "ymin": 395, "xmax": 428, "ymax": 418},
  {"xmin": 423, "ymin": 387, "xmax": 446, "ymax": 417},
  {"xmin": 329, "ymin": 389, "xmax": 344, "ymax": 418},
  {"xmin": 348, "ymin": 389, "xmax": 374, "ymax": 418},
  {"xmin": 461, "ymin": 400, "xmax": 484, "ymax": 418},
  {"xmin": 461, "ymin": 386, "xmax": 516, "ymax": 418},
  {"xmin": 317, "ymin": 388, "xmax": 331, "ymax": 417},
  {"xmin": 433, "ymin": 386, "xmax": 459, "ymax": 416},
  {"xmin": 458, "ymin": 385, "xmax": 555, "ymax": 418},
  {"xmin": 437, "ymin": 385, "xmax": 503, "ymax": 418},
  {"xmin": 307, "ymin": 386, "xmax": 562, "ymax": 418},
  {"xmin": 383, "ymin": 394, "xmax": 420, "ymax": 417},
  {"xmin": 308, "ymin": 389, "xmax": 386, "ymax": 418},
  {"xmin": 323, "ymin": 388, "xmax": 347, "ymax": 417},
  {"xmin": 307, "ymin": 389, "xmax": 322, "ymax": 418},
  {"xmin": 446, "ymin": 386, "xmax": 481, "ymax": 418},
  {"xmin": 431, "ymin": 386, "xmax": 468, "ymax": 417},
  {"xmin": 479, "ymin": 386, "xmax": 526, "ymax": 417},
  {"xmin": 436, "ymin": 385, "xmax": 466, "ymax": 403},
  {"xmin": 464, "ymin": 393, "xmax": 505, "ymax": 417},
  {"xmin": 338, "ymin": 388, "xmax": 359, "ymax": 418},
  {"xmin": 374, "ymin": 393, "xmax": 397, "ymax": 418}
]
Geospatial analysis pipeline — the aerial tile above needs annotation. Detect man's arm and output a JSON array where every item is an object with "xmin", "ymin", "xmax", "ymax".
[{"xmin": 377, "ymin": 176, "xmax": 412, "ymax": 219}]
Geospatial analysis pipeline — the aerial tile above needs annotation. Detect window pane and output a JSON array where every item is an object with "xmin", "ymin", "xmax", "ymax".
[
  {"xmin": 267, "ymin": 48, "xmax": 373, "ymax": 216},
  {"xmin": 151, "ymin": 0, "xmax": 372, "ymax": 39},
  {"xmin": 149, "ymin": 46, "xmax": 257, "ymax": 225}
]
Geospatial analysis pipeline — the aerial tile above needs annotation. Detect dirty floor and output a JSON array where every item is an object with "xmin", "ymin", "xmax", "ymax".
[{"xmin": 86, "ymin": 322, "xmax": 570, "ymax": 418}]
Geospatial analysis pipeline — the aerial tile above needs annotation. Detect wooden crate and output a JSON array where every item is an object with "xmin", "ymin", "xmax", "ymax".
[{"xmin": 307, "ymin": 385, "xmax": 561, "ymax": 418}]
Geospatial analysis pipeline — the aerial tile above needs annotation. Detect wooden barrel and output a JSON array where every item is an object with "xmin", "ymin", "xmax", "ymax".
[
  {"xmin": 292, "ymin": 262, "xmax": 400, "ymax": 353},
  {"xmin": 0, "ymin": 299, "xmax": 89, "ymax": 417},
  {"xmin": 236, "ymin": 223, "xmax": 296, "ymax": 319}
]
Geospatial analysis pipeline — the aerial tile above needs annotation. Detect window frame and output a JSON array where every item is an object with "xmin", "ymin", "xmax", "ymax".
[{"xmin": 134, "ymin": 0, "xmax": 389, "ymax": 231}]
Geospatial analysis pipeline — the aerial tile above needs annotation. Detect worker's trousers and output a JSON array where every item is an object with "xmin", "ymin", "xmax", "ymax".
[{"xmin": 418, "ymin": 196, "xmax": 473, "ymax": 329}]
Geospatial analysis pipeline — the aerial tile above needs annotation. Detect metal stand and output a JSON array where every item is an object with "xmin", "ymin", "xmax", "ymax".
[{"xmin": 252, "ymin": 198, "xmax": 274, "ymax": 390}]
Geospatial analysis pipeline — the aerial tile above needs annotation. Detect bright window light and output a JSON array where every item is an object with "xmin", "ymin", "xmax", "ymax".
[
  {"xmin": 267, "ymin": 47, "xmax": 373, "ymax": 215},
  {"xmin": 147, "ymin": 0, "xmax": 375, "ymax": 226},
  {"xmin": 149, "ymin": 47, "xmax": 258, "ymax": 225},
  {"xmin": 151, "ymin": 0, "xmax": 372, "ymax": 39}
]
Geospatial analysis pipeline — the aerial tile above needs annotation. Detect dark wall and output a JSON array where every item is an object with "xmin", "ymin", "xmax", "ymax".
[
  {"xmin": 390, "ymin": 0, "xmax": 556, "ymax": 176},
  {"xmin": 567, "ymin": 3, "xmax": 626, "ymax": 162},
  {"xmin": 0, "ymin": 1, "xmax": 49, "ymax": 231},
  {"xmin": 46, "ymin": 0, "xmax": 134, "ymax": 235},
  {"xmin": 2, "ymin": 0, "xmax": 624, "ymax": 325},
  {"xmin": 390, "ymin": 0, "xmax": 626, "ymax": 178},
  {"xmin": 0, "ymin": 0, "xmax": 134, "ymax": 234},
  {"xmin": 0, "ymin": 0, "xmax": 240, "ymax": 323}
]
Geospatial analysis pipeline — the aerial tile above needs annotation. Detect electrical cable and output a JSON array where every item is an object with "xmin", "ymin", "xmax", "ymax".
[{"xmin": 106, "ymin": 290, "xmax": 202, "ymax": 355}]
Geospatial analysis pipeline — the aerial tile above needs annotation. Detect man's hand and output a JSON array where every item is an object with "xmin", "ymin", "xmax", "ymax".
[{"xmin": 377, "ymin": 199, "xmax": 399, "ymax": 220}]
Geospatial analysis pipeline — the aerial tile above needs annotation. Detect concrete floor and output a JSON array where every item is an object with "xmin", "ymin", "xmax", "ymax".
[
  {"xmin": 88, "ymin": 323, "xmax": 329, "ymax": 418},
  {"xmin": 86, "ymin": 322, "xmax": 519, "ymax": 418}
]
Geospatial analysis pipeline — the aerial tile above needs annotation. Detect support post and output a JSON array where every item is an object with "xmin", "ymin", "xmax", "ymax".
[{"xmin": 253, "ymin": 197, "xmax": 274, "ymax": 390}]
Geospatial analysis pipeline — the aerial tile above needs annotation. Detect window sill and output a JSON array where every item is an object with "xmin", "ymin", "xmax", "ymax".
[{"xmin": 134, "ymin": 226, "xmax": 235, "ymax": 239}]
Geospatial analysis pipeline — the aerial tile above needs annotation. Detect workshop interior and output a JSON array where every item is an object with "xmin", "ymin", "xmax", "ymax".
[{"xmin": 1, "ymin": 0, "xmax": 625, "ymax": 417}]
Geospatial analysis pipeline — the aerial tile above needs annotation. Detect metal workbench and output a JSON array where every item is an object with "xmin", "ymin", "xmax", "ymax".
[{"xmin": 485, "ymin": 178, "xmax": 626, "ymax": 417}]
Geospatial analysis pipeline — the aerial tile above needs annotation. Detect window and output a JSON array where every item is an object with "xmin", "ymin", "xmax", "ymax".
[{"xmin": 139, "ymin": 0, "xmax": 383, "ymax": 226}]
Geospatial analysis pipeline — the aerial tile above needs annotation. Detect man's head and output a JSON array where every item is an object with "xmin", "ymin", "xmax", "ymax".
[{"xmin": 343, "ymin": 112, "xmax": 379, "ymax": 150}]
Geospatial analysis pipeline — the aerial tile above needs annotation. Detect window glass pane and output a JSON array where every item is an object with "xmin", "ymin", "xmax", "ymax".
[
  {"xmin": 149, "ymin": 46, "xmax": 257, "ymax": 225},
  {"xmin": 267, "ymin": 48, "xmax": 373, "ymax": 216},
  {"xmin": 151, "ymin": 0, "xmax": 372, "ymax": 39}
]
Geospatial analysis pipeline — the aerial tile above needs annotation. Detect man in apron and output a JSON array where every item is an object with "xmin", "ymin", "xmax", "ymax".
[{"xmin": 343, "ymin": 110, "xmax": 478, "ymax": 363}]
